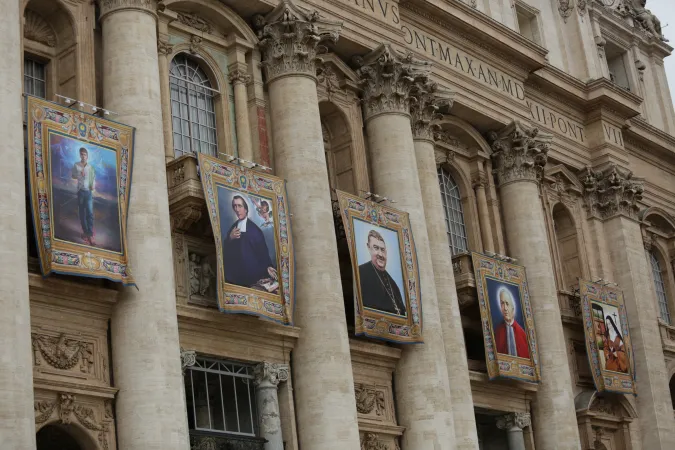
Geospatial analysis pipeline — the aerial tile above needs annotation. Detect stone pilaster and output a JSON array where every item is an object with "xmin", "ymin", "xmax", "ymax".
[
  {"xmin": 472, "ymin": 173, "xmax": 494, "ymax": 253},
  {"xmin": 356, "ymin": 44, "xmax": 456, "ymax": 450},
  {"xmin": 489, "ymin": 122, "xmax": 581, "ymax": 450},
  {"xmin": 157, "ymin": 37, "xmax": 174, "ymax": 162},
  {"xmin": 579, "ymin": 165, "xmax": 675, "ymax": 449},
  {"xmin": 101, "ymin": 1, "xmax": 190, "ymax": 448},
  {"xmin": 410, "ymin": 85, "xmax": 479, "ymax": 450},
  {"xmin": 228, "ymin": 69, "xmax": 254, "ymax": 161},
  {"xmin": 256, "ymin": 2, "xmax": 361, "ymax": 450},
  {"xmin": 496, "ymin": 413, "xmax": 530, "ymax": 450},
  {"xmin": 0, "ymin": 0, "xmax": 36, "ymax": 446},
  {"xmin": 253, "ymin": 362, "xmax": 289, "ymax": 450}
]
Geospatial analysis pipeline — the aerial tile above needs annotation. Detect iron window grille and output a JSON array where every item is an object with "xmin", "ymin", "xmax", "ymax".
[
  {"xmin": 438, "ymin": 167, "xmax": 469, "ymax": 256},
  {"xmin": 650, "ymin": 251, "xmax": 671, "ymax": 324}
]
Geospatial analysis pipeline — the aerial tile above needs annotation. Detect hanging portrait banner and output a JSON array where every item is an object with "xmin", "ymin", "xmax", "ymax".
[
  {"xmin": 26, "ymin": 95, "xmax": 135, "ymax": 285},
  {"xmin": 471, "ymin": 252, "xmax": 541, "ymax": 383},
  {"xmin": 336, "ymin": 190, "xmax": 423, "ymax": 344},
  {"xmin": 579, "ymin": 280, "xmax": 636, "ymax": 395},
  {"xmin": 198, "ymin": 153, "xmax": 295, "ymax": 325}
]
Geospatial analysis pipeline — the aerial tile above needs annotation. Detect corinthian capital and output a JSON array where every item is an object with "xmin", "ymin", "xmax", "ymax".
[
  {"xmin": 488, "ymin": 121, "xmax": 551, "ymax": 187},
  {"xmin": 409, "ymin": 81, "xmax": 454, "ymax": 142},
  {"xmin": 228, "ymin": 69, "xmax": 252, "ymax": 85},
  {"xmin": 255, "ymin": 0, "xmax": 341, "ymax": 83},
  {"xmin": 355, "ymin": 44, "xmax": 431, "ymax": 122},
  {"xmin": 578, "ymin": 164, "xmax": 644, "ymax": 221},
  {"xmin": 254, "ymin": 362, "xmax": 289, "ymax": 388},
  {"xmin": 496, "ymin": 412, "xmax": 531, "ymax": 431},
  {"xmin": 98, "ymin": 0, "xmax": 157, "ymax": 19}
]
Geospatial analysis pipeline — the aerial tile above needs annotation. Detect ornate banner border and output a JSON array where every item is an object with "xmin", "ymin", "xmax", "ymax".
[
  {"xmin": 198, "ymin": 153, "xmax": 295, "ymax": 325},
  {"xmin": 26, "ymin": 95, "xmax": 135, "ymax": 285},
  {"xmin": 579, "ymin": 280, "xmax": 636, "ymax": 396},
  {"xmin": 336, "ymin": 190, "xmax": 423, "ymax": 344},
  {"xmin": 471, "ymin": 252, "xmax": 540, "ymax": 383}
]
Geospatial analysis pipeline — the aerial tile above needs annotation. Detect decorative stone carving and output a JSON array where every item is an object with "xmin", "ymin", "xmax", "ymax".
[
  {"xmin": 255, "ymin": 0, "xmax": 342, "ymax": 82},
  {"xmin": 31, "ymin": 333, "xmax": 94, "ymax": 373},
  {"xmin": 360, "ymin": 433, "xmax": 393, "ymax": 450},
  {"xmin": 228, "ymin": 69, "xmax": 252, "ymax": 86},
  {"xmin": 643, "ymin": 229, "xmax": 656, "ymax": 250},
  {"xmin": 34, "ymin": 400, "xmax": 57, "ymax": 424},
  {"xmin": 488, "ymin": 121, "xmax": 552, "ymax": 187},
  {"xmin": 434, "ymin": 147, "xmax": 455, "ymax": 167},
  {"xmin": 98, "ymin": 0, "xmax": 158, "ymax": 19},
  {"xmin": 24, "ymin": 11, "xmax": 56, "ymax": 47},
  {"xmin": 354, "ymin": 383, "xmax": 386, "ymax": 416},
  {"xmin": 578, "ymin": 164, "xmax": 644, "ymax": 220},
  {"xmin": 591, "ymin": 397, "xmax": 617, "ymax": 415},
  {"xmin": 177, "ymin": 12, "xmax": 212, "ymax": 34},
  {"xmin": 354, "ymin": 43, "xmax": 431, "ymax": 122},
  {"xmin": 595, "ymin": 36, "xmax": 607, "ymax": 59},
  {"xmin": 180, "ymin": 348, "xmax": 196, "ymax": 374},
  {"xmin": 316, "ymin": 63, "xmax": 344, "ymax": 99},
  {"xmin": 189, "ymin": 35, "xmax": 202, "ymax": 55},
  {"xmin": 496, "ymin": 412, "xmax": 531, "ymax": 430},
  {"xmin": 187, "ymin": 252, "xmax": 215, "ymax": 297},
  {"xmin": 558, "ymin": 0, "xmax": 574, "ymax": 22},
  {"xmin": 253, "ymin": 362, "xmax": 289, "ymax": 387},
  {"xmin": 635, "ymin": 59, "xmax": 647, "ymax": 81},
  {"xmin": 192, "ymin": 437, "xmax": 218, "ymax": 450},
  {"xmin": 409, "ymin": 80, "xmax": 453, "ymax": 141},
  {"xmin": 157, "ymin": 39, "xmax": 173, "ymax": 56},
  {"xmin": 577, "ymin": 0, "xmax": 588, "ymax": 16},
  {"xmin": 170, "ymin": 206, "xmax": 202, "ymax": 232},
  {"xmin": 627, "ymin": 0, "xmax": 668, "ymax": 41}
]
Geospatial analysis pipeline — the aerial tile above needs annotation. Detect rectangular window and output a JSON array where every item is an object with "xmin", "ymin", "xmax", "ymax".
[
  {"xmin": 24, "ymin": 58, "xmax": 46, "ymax": 98},
  {"xmin": 650, "ymin": 252, "xmax": 671, "ymax": 324},
  {"xmin": 184, "ymin": 357, "xmax": 258, "ymax": 436},
  {"xmin": 605, "ymin": 42, "xmax": 631, "ymax": 92},
  {"xmin": 515, "ymin": 3, "xmax": 542, "ymax": 45}
]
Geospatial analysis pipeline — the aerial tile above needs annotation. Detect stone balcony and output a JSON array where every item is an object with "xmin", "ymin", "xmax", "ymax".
[
  {"xmin": 189, "ymin": 430, "xmax": 266, "ymax": 450},
  {"xmin": 166, "ymin": 154, "xmax": 206, "ymax": 233},
  {"xmin": 452, "ymin": 252, "xmax": 477, "ymax": 310}
]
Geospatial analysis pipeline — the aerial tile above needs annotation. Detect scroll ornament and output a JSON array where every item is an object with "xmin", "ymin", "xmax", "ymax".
[
  {"xmin": 32, "ymin": 333, "xmax": 93, "ymax": 372},
  {"xmin": 354, "ymin": 383, "xmax": 386, "ymax": 416}
]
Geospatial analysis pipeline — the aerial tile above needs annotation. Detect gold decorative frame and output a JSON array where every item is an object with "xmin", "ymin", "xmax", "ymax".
[
  {"xmin": 336, "ymin": 190, "xmax": 423, "ymax": 344},
  {"xmin": 472, "ymin": 252, "xmax": 540, "ymax": 383},
  {"xmin": 26, "ymin": 96, "xmax": 135, "ymax": 285}
]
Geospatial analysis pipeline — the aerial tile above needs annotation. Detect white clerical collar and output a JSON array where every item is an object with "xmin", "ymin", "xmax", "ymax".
[
  {"xmin": 236, "ymin": 219, "xmax": 247, "ymax": 232},
  {"xmin": 506, "ymin": 319, "xmax": 515, "ymax": 327}
]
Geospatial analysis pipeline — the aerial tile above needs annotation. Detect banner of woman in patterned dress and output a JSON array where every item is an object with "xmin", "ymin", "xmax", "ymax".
[
  {"xmin": 579, "ymin": 280, "xmax": 636, "ymax": 395},
  {"xmin": 198, "ymin": 153, "xmax": 295, "ymax": 325},
  {"xmin": 26, "ymin": 96, "xmax": 135, "ymax": 285},
  {"xmin": 335, "ymin": 190, "xmax": 423, "ymax": 344},
  {"xmin": 472, "ymin": 253, "xmax": 541, "ymax": 383}
]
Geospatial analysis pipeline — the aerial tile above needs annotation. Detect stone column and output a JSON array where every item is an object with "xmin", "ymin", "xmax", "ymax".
[
  {"xmin": 255, "ymin": 2, "xmax": 361, "ymax": 449},
  {"xmin": 157, "ymin": 38, "xmax": 174, "ymax": 162},
  {"xmin": 473, "ymin": 173, "xmax": 494, "ymax": 253},
  {"xmin": 229, "ymin": 70, "xmax": 254, "ymax": 161},
  {"xmin": 0, "ymin": 0, "xmax": 36, "ymax": 446},
  {"xmin": 580, "ymin": 164, "xmax": 675, "ymax": 449},
  {"xmin": 254, "ymin": 362, "xmax": 289, "ymax": 450},
  {"xmin": 100, "ymin": 1, "xmax": 190, "ymax": 449},
  {"xmin": 410, "ymin": 83, "xmax": 478, "ymax": 450},
  {"xmin": 496, "ymin": 413, "xmax": 530, "ymax": 450},
  {"xmin": 356, "ymin": 44, "xmax": 455, "ymax": 450},
  {"xmin": 488, "ymin": 122, "xmax": 580, "ymax": 450}
]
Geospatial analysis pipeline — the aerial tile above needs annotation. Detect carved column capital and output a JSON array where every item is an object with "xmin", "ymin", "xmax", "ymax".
[
  {"xmin": 157, "ymin": 39, "xmax": 173, "ymax": 56},
  {"xmin": 410, "ymin": 80, "xmax": 453, "ymax": 142},
  {"xmin": 488, "ymin": 121, "xmax": 552, "ymax": 187},
  {"xmin": 253, "ymin": 362, "xmax": 289, "ymax": 388},
  {"xmin": 228, "ymin": 69, "xmax": 252, "ymax": 86},
  {"xmin": 472, "ymin": 173, "xmax": 488, "ymax": 189},
  {"xmin": 254, "ymin": 0, "xmax": 341, "ymax": 83},
  {"xmin": 496, "ymin": 412, "xmax": 531, "ymax": 431},
  {"xmin": 98, "ymin": 0, "xmax": 158, "ymax": 20},
  {"xmin": 355, "ymin": 43, "xmax": 431, "ymax": 122},
  {"xmin": 577, "ymin": 163, "xmax": 644, "ymax": 221}
]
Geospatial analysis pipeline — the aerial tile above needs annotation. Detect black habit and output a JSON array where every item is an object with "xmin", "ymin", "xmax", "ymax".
[{"xmin": 358, "ymin": 262, "xmax": 406, "ymax": 316}]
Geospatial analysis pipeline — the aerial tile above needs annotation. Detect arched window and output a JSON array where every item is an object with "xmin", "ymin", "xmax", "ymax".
[
  {"xmin": 438, "ymin": 167, "xmax": 468, "ymax": 256},
  {"xmin": 170, "ymin": 54, "xmax": 218, "ymax": 157},
  {"xmin": 649, "ymin": 251, "xmax": 671, "ymax": 324}
]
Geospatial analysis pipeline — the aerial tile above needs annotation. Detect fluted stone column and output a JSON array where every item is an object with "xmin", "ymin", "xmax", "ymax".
[
  {"xmin": 0, "ymin": 0, "xmax": 36, "ymax": 446},
  {"xmin": 489, "ymin": 122, "xmax": 580, "ymax": 450},
  {"xmin": 256, "ymin": 3, "xmax": 361, "ymax": 449},
  {"xmin": 410, "ymin": 83, "xmax": 478, "ymax": 450},
  {"xmin": 496, "ymin": 413, "xmax": 530, "ymax": 450},
  {"xmin": 100, "ymin": 1, "xmax": 189, "ymax": 448},
  {"xmin": 579, "ymin": 165, "xmax": 675, "ymax": 450},
  {"xmin": 356, "ymin": 44, "xmax": 455, "ymax": 450},
  {"xmin": 473, "ymin": 174, "xmax": 494, "ymax": 253},
  {"xmin": 254, "ymin": 362, "xmax": 289, "ymax": 450},
  {"xmin": 157, "ymin": 38, "xmax": 174, "ymax": 162},
  {"xmin": 229, "ymin": 70, "xmax": 254, "ymax": 161}
]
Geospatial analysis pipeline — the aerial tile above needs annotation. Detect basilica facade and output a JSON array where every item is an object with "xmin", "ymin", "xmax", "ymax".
[{"xmin": 2, "ymin": 0, "xmax": 675, "ymax": 449}]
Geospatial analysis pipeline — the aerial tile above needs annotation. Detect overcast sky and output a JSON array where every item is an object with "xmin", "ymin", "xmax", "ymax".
[{"xmin": 649, "ymin": 0, "xmax": 675, "ymax": 104}]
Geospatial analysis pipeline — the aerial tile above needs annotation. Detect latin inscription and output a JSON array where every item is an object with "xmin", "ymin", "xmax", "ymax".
[
  {"xmin": 401, "ymin": 24, "xmax": 525, "ymax": 102},
  {"xmin": 603, "ymin": 122, "xmax": 624, "ymax": 148},
  {"xmin": 527, "ymin": 100, "xmax": 585, "ymax": 144},
  {"xmin": 336, "ymin": 0, "xmax": 400, "ymax": 26}
]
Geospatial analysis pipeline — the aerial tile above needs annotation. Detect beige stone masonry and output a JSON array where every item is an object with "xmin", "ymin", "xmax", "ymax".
[
  {"xmin": 489, "ymin": 121, "xmax": 581, "ymax": 450},
  {"xmin": 101, "ymin": 0, "xmax": 190, "ymax": 448},
  {"xmin": 257, "ymin": 2, "xmax": 361, "ymax": 449},
  {"xmin": 410, "ymin": 82, "xmax": 479, "ymax": 450},
  {"xmin": 0, "ymin": 0, "xmax": 36, "ymax": 446},
  {"xmin": 580, "ymin": 164, "xmax": 675, "ymax": 450},
  {"xmin": 357, "ymin": 43, "xmax": 456, "ymax": 450}
]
